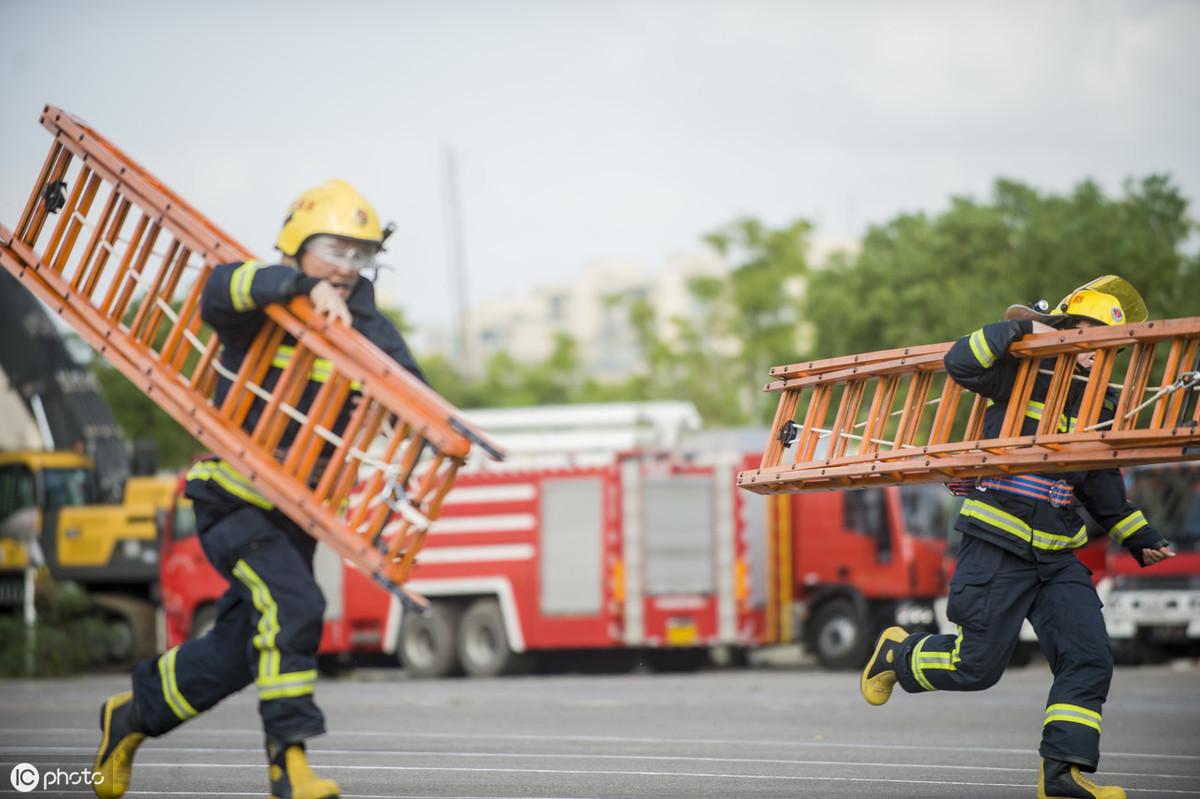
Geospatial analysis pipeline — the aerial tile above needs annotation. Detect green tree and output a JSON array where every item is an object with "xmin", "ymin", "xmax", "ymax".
[{"xmin": 805, "ymin": 176, "xmax": 1199, "ymax": 359}]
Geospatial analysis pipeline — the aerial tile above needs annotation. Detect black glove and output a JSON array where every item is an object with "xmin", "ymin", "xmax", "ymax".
[{"xmin": 1130, "ymin": 538, "xmax": 1171, "ymax": 568}]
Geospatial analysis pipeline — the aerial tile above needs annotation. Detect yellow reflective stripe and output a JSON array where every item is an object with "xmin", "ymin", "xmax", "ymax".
[
  {"xmin": 1024, "ymin": 400, "xmax": 1045, "ymax": 421},
  {"xmin": 258, "ymin": 669, "xmax": 317, "ymax": 687},
  {"xmin": 961, "ymin": 500, "xmax": 1087, "ymax": 551},
  {"xmin": 968, "ymin": 329, "xmax": 997, "ymax": 368},
  {"xmin": 271, "ymin": 344, "xmax": 296, "ymax": 370},
  {"xmin": 230, "ymin": 260, "xmax": 261, "ymax": 312},
  {"xmin": 157, "ymin": 646, "xmax": 198, "ymax": 721},
  {"xmin": 257, "ymin": 669, "xmax": 317, "ymax": 700},
  {"xmin": 1109, "ymin": 511, "xmax": 1148, "ymax": 543},
  {"xmin": 1044, "ymin": 703, "xmax": 1101, "ymax": 732},
  {"xmin": 186, "ymin": 460, "xmax": 273, "ymax": 510},
  {"xmin": 232, "ymin": 559, "xmax": 281, "ymax": 681},
  {"xmin": 915, "ymin": 627, "xmax": 961, "ymax": 673},
  {"xmin": 269, "ymin": 345, "xmax": 360, "ymax": 389},
  {"xmin": 910, "ymin": 635, "xmax": 936, "ymax": 691},
  {"xmin": 259, "ymin": 684, "xmax": 316, "ymax": 700}
]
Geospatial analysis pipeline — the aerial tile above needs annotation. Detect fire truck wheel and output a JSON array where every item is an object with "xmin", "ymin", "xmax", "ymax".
[
  {"xmin": 458, "ymin": 598, "xmax": 530, "ymax": 678},
  {"xmin": 399, "ymin": 602, "xmax": 463, "ymax": 678},
  {"xmin": 807, "ymin": 598, "xmax": 870, "ymax": 670}
]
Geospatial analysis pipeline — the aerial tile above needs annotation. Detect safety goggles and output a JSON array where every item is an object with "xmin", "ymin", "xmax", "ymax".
[{"xmin": 304, "ymin": 235, "xmax": 379, "ymax": 272}]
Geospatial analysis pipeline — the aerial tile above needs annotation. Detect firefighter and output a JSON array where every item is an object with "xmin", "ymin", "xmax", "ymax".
[
  {"xmin": 93, "ymin": 180, "xmax": 425, "ymax": 799},
  {"xmin": 859, "ymin": 276, "xmax": 1175, "ymax": 799}
]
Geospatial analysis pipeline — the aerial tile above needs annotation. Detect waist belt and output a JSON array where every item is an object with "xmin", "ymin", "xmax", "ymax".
[{"xmin": 945, "ymin": 475, "xmax": 1075, "ymax": 507}]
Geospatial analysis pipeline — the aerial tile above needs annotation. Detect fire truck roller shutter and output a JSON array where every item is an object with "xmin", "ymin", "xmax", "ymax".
[
  {"xmin": 643, "ymin": 475, "xmax": 716, "ymax": 595},
  {"xmin": 540, "ymin": 477, "xmax": 605, "ymax": 616}
]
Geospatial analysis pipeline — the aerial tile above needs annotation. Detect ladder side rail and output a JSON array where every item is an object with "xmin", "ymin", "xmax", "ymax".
[
  {"xmin": 743, "ymin": 441, "xmax": 1200, "ymax": 494},
  {"xmin": 769, "ymin": 340, "xmax": 954, "ymax": 380}
]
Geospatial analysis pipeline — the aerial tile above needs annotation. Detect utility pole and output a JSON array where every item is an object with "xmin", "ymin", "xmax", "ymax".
[{"xmin": 443, "ymin": 146, "xmax": 470, "ymax": 370}]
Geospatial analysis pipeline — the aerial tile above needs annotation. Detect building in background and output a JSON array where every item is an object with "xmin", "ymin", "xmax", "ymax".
[{"xmin": 424, "ymin": 249, "xmax": 728, "ymax": 379}]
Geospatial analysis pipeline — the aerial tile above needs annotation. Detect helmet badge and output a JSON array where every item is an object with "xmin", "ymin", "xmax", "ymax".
[
  {"xmin": 354, "ymin": 209, "xmax": 369, "ymax": 227},
  {"xmin": 1112, "ymin": 306, "xmax": 1124, "ymax": 323}
]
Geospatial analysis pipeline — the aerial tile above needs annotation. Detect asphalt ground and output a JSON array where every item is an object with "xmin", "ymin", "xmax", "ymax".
[{"xmin": 1, "ymin": 661, "xmax": 1198, "ymax": 799}]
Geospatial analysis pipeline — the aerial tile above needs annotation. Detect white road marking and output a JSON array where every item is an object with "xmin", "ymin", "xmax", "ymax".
[
  {"xmin": 4, "ymin": 745, "xmax": 1198, "ymax": 781},
  {"xmin": 47, "ymin": 762, "xmax": 1200, "ymax": 795},
  {"xmin": 6, "ymin": 727, "xmax": 1198, "ymax": 761}
]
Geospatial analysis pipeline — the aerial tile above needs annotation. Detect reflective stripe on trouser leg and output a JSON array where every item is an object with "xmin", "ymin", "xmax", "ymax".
[
  {"xmin": 232, "ymin": 558, "xmax": 286, "ymax": 692},
  {"xmin": 157, "ymin": 646, "xmax": 199, "ymax": 721},
  {"xmin": 1029, "ymin": 558, "xmax": 1111, "ymax": 771},
  {"xmin": 229, "ymin": 541, "xmax": 327, "ymax": 742},
  {"xmin": 896, "ymin": 628, "xmax": 965, "ymax": 692}
]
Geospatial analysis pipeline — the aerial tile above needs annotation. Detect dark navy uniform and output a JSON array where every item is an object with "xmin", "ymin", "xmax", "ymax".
[
  {"xmin": 131, "ymin": 260, "xmax": 423, "ymax": 744},
  {"xmin": 891, "ymin": 319, "xmax": 1167, "ymax": 772}
]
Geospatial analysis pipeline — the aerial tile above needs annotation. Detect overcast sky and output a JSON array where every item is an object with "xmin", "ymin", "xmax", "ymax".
[{"xmin": 2, "ymin": 0, "xmax": 1197, "ymax": 333}]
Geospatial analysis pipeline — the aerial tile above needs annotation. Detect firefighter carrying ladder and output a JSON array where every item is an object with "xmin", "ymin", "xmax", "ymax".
[
  {"xmin": 740, "ymin": 315, "xmax": 1200, "ymax": 494},
  {"xmin": 0, "ymin": 105, "xmax": 505, "ymax": 608}
]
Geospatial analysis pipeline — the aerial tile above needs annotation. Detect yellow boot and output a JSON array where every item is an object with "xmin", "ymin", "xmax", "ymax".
[
  {"xmin": 1038, "ymin": 758, "xmax": 1127, "ymax": 799},
  {"xmin": 860, "ymin": 626, "xmax": 908, "ymax": 706},
  {"xmin": 268, "ymin": 740, "xmax": 339, "ymax": 799},
  {"xmin": 92, "ymin": 691, "xmax": 146, "ymax": 799}
]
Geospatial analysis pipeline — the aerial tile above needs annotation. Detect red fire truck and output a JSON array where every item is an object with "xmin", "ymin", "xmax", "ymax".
[{"xmin": 161, "ymin": 447, "xmax": 759, "ymax": 676}]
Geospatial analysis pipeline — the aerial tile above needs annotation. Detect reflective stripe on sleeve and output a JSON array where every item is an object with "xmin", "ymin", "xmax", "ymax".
[
  {"xmin": 229, "ymin": 260, "xmax": 261, "ymax": 312},
  {"xmin": 1108, "ymin": 510, "xmax": 1148, "ymax": 543},
  {"xmin": 968, "ymin": 329, "xmax": 997, "ymax": 369},
  {"xmin": 185, "ymin": 460, "xmax": 274, "ymax": 510}
]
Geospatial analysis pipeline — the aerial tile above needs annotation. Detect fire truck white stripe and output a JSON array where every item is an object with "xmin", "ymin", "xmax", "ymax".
[
  {"xmin": 433, "ymin": 513, "xmax": 536, "ymax": 534},
  {"xmin": 418, "ymin": 545, "xmax": 535, "ymax": 564},
  {"xmin": 443, "ymin": 484, "xmax": 537, "ymax": 505}
]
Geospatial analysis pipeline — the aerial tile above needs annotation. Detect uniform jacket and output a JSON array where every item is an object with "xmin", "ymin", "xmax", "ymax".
[
  {"xmin": 944, "ymin": 319, "xmax": 1166, "ymax": 566},
  {"xmin": 185, "ymin": 259, "xmax": 424, "ymax": 511}
]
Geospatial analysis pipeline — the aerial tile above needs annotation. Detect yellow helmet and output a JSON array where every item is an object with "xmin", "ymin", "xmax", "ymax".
[
  {"xmin": 275, "ymin": 179, "xmax": 384, "ymax": 257},
  {"xmin": 1053, "ymin": 275, "xmax": 1148, "ymax": 327}
]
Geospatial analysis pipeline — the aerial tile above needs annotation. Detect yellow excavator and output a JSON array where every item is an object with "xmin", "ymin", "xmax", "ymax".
[{"xmin": 0, "ymin": 270, "xmax": 175, "ymax": 666}]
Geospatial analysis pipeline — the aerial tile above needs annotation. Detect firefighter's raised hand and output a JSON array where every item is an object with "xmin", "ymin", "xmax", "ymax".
[
  {"xmin": 310, "ymin": 280, "xmax": 352, "ymax": 327},
  {"xmin": 1141, "ymin": 544, "xmax": 1175, "ymax": 567}
]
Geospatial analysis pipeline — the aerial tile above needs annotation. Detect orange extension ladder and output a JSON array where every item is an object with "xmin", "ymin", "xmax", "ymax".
[
  {"xmin": 740, "ymin": 319, "xmax": 1200, "ymax": 494},
  {"xmin": 0, "ymin": 105, "xmax": 504, "ymax": 608}
]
